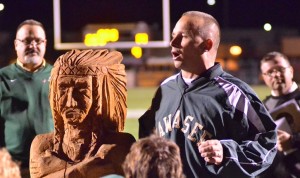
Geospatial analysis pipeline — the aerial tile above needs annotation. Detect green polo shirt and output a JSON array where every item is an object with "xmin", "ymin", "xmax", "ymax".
[{"xmin": 0, "ymin": 62, "xmax": 54, "ymax": 167}]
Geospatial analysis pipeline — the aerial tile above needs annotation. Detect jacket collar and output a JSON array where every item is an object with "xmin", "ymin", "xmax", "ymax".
[{"xmin": 177, "ymin": 63, "xmax": 224, "ymax": 91}]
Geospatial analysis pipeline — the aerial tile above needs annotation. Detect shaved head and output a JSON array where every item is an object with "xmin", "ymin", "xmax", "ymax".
[{"xmin": 182, "ymin": 11, "xmax": 221, "ymax": 50}]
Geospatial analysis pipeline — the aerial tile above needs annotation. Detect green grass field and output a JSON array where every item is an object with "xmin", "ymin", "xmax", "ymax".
[{"xmin": 124, "ymin": 85, "xmax": 271, "ymax": 140}]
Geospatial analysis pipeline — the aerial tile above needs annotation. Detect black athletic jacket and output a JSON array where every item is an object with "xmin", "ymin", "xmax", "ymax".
[{"xmin": 139, "ymin": 63, "xmax": 277, "ymax": 178}]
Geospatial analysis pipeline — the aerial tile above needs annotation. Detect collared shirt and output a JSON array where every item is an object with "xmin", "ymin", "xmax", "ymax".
[
  {"xmin": 16, "ymin": 59, "xmax": 46, "ymax": 72},
  {"xmin": 271, "ymin": 81, "xmax": 298, "ymax": 97}
]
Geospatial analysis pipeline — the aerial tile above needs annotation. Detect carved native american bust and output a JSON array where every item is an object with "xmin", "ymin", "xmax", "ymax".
[{"xmin": 30, "ymin": 49, "xmax": 135, "ymax": 178}]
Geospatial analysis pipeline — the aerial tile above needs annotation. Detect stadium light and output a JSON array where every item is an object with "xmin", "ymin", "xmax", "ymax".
[
  {"xmin": 264, "ymin": 23, "xmax": 272, "ymax": 31},
  {"xmin": 131, "ymin": 46, "xmax": 142, "ymax": 59},
  {"xmin": 229, "ymin": 45, "xmax": 242, "ymax": 56},
  {"xmin": 135, "ymin": 33, "xmax": 149, "ymax": 44},
  {"xmin": 0, "ymin": 3, "xmax": 4, "ymax": 11},
  {"xmin": 207, "ymin": 0, "xmax": 216, "ymax": 6},
  {"xmin": 84, "ymin": 28, "xmax": 119, "ymax": 46}
]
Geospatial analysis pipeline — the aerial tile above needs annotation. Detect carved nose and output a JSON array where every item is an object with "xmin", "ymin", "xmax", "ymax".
[{"xmin": 66, "ymin": 88, "xmax": 77, "ymax": 107}]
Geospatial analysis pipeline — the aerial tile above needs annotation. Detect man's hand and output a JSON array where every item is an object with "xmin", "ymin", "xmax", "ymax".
[
  {"xmin": 198, "ymin": 139, "xmax": 223, "ymax": 165},
  {"xmin": 277, "ymin": 129, "xmax": 292, "ymax": 152}
]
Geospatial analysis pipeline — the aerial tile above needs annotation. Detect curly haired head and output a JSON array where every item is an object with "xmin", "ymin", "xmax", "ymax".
[
  {"xmin": 0, "ymin": 148, "xmax": 21, "ymax": 178},
  {"xmin": 123, "ymin": 134, "xmax": 185, "ymax": 178}
]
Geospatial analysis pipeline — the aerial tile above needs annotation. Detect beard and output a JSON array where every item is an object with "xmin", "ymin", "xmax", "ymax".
[
  {"xmin": 63, "ymin": 139, "xmax": 86, "ymax": 162},
  {"xmin": 272, "ymin": 78, "xmax": 286, "ymax": 90},
  {"xmin": 22, "ymin": 56, "xmax": 42, "ymax": 68},
  {"xmin": 62, "ymin": 125, "xmax": 91, "ymax": 162}
]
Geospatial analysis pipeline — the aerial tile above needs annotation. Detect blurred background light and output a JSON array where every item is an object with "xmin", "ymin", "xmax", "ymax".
[
  {"xmin": 135, "ymin": 33, "xmax": 149, "ymax": 44},
  {"xmin": 264, "ymin": 23, "xmax": 272, "ymax": 31},
  {"xmin": 84, "ymin": 28, "xmax": 119, "ymax": 46},
  {"xmin": 0, "ymin": 3, "xmax": 4, "ymax": 11},
  {"xmin": 207, "ymin": 0, "xmax": 216, "ymax": 6},
  {"xmin": 131, "ymin": 46, "xmax": 142, "ymax": 59},
  {"xmin": 229, "ymin": 45, "xmax": 242, "ymax": 56}
]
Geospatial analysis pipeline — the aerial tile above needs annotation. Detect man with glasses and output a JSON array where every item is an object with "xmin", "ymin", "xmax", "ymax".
[
  {"xmin": 260, "ymin": 51, "xmax": 300, "ymax": 178},
  {"xmin": 0, "ymin": 19, "xmax": 53, "ymax": 178}
]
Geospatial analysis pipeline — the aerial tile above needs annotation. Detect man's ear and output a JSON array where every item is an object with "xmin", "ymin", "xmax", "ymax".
[
  {"xmin": 290, "ymin": 66, "xmax": 294, "ymax": 79},
  {"xmin": 204, "ymin": 39, "xmax": 213, "ymax": 51},
  {"xmin": 14, "ymin": 40, "xmax": 18, "ymax": 49}
]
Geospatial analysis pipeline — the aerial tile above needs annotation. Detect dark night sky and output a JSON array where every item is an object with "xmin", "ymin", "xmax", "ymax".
[
  {"xmin": 0, "ymin": 0, "xmax": 300, "ymax": 64},
  {"xmin": 1, "ymin": 0, "xmax": 300, "ymax": 32}
]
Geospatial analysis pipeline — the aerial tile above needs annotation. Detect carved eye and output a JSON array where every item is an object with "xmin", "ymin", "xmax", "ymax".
[{"xmin": 58, "ymin": 85, "xmax": 67, "ymax": 91}]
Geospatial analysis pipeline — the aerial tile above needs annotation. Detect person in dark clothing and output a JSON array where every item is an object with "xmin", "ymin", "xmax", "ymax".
[
  {"xmin": 0, "ymin": 19, "xmax": 53, "ymax": 178},
  {"xmin": 259, "ymin": 51, "xmax": 300, "ymax": 178},
  {"xmin": 139, "ymin": 11, "xmax": 277, "ymax": 178}
]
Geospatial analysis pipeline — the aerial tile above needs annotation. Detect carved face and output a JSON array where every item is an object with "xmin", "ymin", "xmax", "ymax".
[{"xmin": 57, "ymin": 75, "xmax": 93, "ymax": 125}]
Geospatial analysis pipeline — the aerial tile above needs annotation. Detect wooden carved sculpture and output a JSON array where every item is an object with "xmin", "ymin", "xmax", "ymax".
[{"xmin": 29, "ymin": 49, "xmax": 135, "ymax": 178}]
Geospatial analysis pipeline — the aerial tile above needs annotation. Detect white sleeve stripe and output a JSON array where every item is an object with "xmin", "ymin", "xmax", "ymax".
[
  {"xmin": 160, "ymin": 73, "xmax": 179, "ymax": 86},
  {"xmin": 221, "ymin": 140, "xmax": 277, "ymax": 166},
  {"xmin": 215, "ymin": 77, "xmax": 266, "ymax": 133}
]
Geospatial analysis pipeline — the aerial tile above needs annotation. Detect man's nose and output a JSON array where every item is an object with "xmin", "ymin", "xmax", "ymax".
[
  {"xmin": 271, "ymin": 70, "xmax": 282, "ymax": 77},
  {"xmin": 170, "ymin": 36, "xmax": 180, "ymax": 48},
  {"xmin": 28, "ymin": 41, "xmax": 39, "ymax": 47}
]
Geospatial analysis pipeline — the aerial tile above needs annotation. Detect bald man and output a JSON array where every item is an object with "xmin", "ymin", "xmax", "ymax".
[{"xmin": 139, "ymin": 11, "xmax": 277, "ymax": 178}]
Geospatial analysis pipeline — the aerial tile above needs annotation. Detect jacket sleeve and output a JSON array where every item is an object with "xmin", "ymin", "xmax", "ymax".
[
  {"xmin": 138, "ymin": 87, "xmax": 162, "ymax": 138},
  {"xmin": 291, "ymin": 132, "xmax": 300, "ymax": 147},
  {"xmin": 0, "ymin": 77, "xmax": 3, "ymax": 147},
  {"xmin": 206, "ymin": 90, "xmax": 277, "ymax": 177},
  {"xmin": 138, "ymin": 109, "xmax": 156, "ymax": 138}
]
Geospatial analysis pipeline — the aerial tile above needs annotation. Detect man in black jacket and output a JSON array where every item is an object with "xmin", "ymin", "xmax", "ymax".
[
  {"xmin": 139, "ymin": 11, "xmax": 277, "ymax": 178},
  {"xmin": 259, "ymin": 51, "xmax": 300, "ymax": 178}
]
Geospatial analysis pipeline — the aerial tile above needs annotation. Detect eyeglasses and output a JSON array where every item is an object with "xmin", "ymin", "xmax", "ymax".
[
  {"xmin": 262, "ymin": 66, "xmax": 290, "ymax": 77},
  {"xmin": 16, "ymin": 38, "xmax": 46, "ymax": 46}
]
